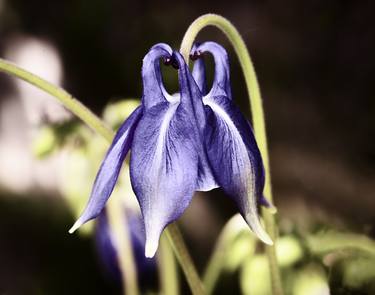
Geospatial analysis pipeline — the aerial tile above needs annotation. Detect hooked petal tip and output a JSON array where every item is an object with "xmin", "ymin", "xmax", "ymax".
[
  {"xmin": 261, "ymin": 233, "xmax": 274, "ymax": 246},
  {"xmin": 245, "ymin": 212, "xmax": 273, "ymax": 246}
]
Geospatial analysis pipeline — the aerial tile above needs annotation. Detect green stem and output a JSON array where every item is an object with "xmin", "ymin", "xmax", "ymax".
[
  {"xmin": 158, "ymin": 233, "xmax": 180, "ymax": 295},
  {"xmin": 107, "ymin": 194, "xmax": 139, "ymax": 295},
  {"xmin": 180, "ymin": 14, "xmax": 283, "ymax": 295},
  {"xmin": 0, "ymin": 58, "xmax": 203, "ymax": 295},
  {"xmin": 166, "ymin": 223, "xmax": 206, "ymax": 295},
  {"xmin": 0, "ymin": 59, "xmax": 113, "ymax": 142},
  {"xmin": 203, "ymin": 214, "xmax": 246, "ymax": 295}
]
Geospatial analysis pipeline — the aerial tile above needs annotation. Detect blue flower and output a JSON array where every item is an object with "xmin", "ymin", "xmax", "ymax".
[
  {"xmin": 70, "ymin": 42, "xmax": 273, "ymax": 258},
  {"xmin": 95, "ymin": 209, "xmax": 156, "ymax": 286},
  {"xmin": 191, "ymin": 41, "xmax": 274, "ymax": 244}
]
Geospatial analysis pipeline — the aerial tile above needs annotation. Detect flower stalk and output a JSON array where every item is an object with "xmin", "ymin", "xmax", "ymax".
[
  {"xmin": 180, "ymin": 14, "xmax": 283, "ymax": 295},
  {"xmin": 166, "ymin": 223, "xmax": 206, "ymax": 295},
  {"xmin": 203, "ymin": 214, "xmax": 247, "ymax": 295},
  {"xmin": 0, "ymin": 58, "xmax": 204, "ymax": 295},
  {"xmin": 158, "ymin": 234, "xmax": 180, "ymax": 295},
  {"xmin": 106, "ymin": 194, "xmax": 139, "ymax": 295}
]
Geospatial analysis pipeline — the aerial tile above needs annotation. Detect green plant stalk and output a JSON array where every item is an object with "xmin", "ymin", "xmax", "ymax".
[
  {"xmin": 0, "ymin": 58, "xmax": 202, "ymax": 295},
  {"xmin": 203, "ymin": 214, "xmax": 245, "ymax": 295},
  {"xmin": 180, "ymin": 14, "xmax": 283, "ymax": 295},
  {"xmin": 0, "ymin": 59, "xmax": 113, "ymax": 142},
  {"xmin": 203, "ymin": 240, "xmax": 225, "ymax": 295},
  {"xmin": 107, "ymin": 194, "xmax": 139, "ymax": 295},
  {"xmin": 158, "ymin": 233, "xmax": 180, "ymax": 295},
  {"xmin": 166, "ymin": 223, "xmax": 206, "ymax": 295}
]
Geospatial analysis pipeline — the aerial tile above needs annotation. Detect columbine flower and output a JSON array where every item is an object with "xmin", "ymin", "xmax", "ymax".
[
  {"xmin": 95, "ymin": 209, "xmax": 156, "ymax": 286},
  {"xmin": 190, "ymin": 41, "xmax": 274, "ymax": 244},
  {"xmin": 70, "ymin": 42, "xmax": 273, "ymax": 258}
]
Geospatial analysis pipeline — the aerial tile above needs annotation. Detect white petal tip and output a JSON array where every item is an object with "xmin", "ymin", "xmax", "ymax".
[
  {"xmin": 256, "ymin": 228, "xmax": 274, "ymax": 246},
  {"xmin": 145, "ymin": 240, "xmax": 159, "ymax": 258},
  {"xmin": 245, "ymin": 214, "xmax": 274, "ymax": 246},
  {"xmin": 68, "ymin": 220, "xmax": 82, "ymax": 234},
  {"xmin": 261, "ymin": 235, "xmax": 274, "ymax": 246}
]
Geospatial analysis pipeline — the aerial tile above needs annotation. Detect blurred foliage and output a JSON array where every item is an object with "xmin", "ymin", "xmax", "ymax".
[
  {"xmin": 202, "ymin": 212, "xmax": 375, "ymax": 295},
  {"xmin": 32, "ymin": 120, "xmax": 81, "ymax": 158},
  {"xmin": 276, "ymin": 236, "xmax": 303, "ymax": 268},
  {"xmin": 292, "ymin": 264, "xmax": 329, "ymax": 295},
  {"xmin": 241, "ymin": 254, "xmax": 270, "ymax": 295}
]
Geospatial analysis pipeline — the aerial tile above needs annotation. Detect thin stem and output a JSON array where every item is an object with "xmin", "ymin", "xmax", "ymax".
[
  {"xmin": 0, "ymin": 59, "xmax": 113, "ymax": 142},
  {"xmin": 180, "ymin": 14, "xmax": 283, "ymax": 295},
  {"xmin": 107, "ymin": 194, "xmax": 139, "ymax": 295},
  {"xmin": 166, "ymin": 223, "xmax": 206, "ymax": 295},
  {"xmin": 203, "ymin": 214, "xmax": 246, "ymax": 295},
  {"xmin": 158, "ymin": 233, "xmax": 180, "ymax": 295},
  {"xmin": 0, "ymin": 58, "xmax": 203, "ymax": 295}
]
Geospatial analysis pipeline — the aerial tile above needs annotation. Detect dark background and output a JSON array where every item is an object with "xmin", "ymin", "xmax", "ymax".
[{"xmin": 0, "ymin": 0, "xmax": 374, "ymax": 294}]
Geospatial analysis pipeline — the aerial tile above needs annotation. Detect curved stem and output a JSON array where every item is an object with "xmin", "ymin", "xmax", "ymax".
[
  {"xmin": 180, "ymin": 14, "xmax": 283, "ymax": 295},
  {"xmin": 0, "ymin": 58, "xmax": 203, "ymax": 295},
  {"xmin": 0, "ymin": 59, "xmax": 113, "ymax": 142}
]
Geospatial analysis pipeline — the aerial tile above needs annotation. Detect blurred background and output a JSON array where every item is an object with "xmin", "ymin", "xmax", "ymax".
[{"xmin": 0, "ymin": 0, "xmax": 374, "ymax": 294}]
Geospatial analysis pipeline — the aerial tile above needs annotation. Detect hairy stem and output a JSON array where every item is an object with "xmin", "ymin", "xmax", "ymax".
[{"xmin": 180, "ymin": 14, "xmax": 283, "ymax": 295}]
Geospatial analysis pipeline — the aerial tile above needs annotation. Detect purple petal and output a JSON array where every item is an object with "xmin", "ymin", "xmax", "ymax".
[
  {"xmin": 205, "ymin": 97, "xmax": 272, "ymax": 245},
  {"xmin": 69, "ymin": 106, "xmax": 143, "ymax": 233},
  {"xmin": 130, "ymin": 51, "xmax": 202, "ymax": 258},
  {"xmin": 194, "ymin": 42, "xmax": 272, "ymax": 244},
  {"xmin": 141, "ymin": 43, "xmax": 175, "ymax": 109},
  {"xmin": 174, "ymin": 52, "xmax": 218, "ymax": 192},
  {"xmin": 193, "ymin": 41, "xmax": 232, "ymax": 100},
  {"xmin": 191, "ymin": 43, "xmax": 208, "ymax": 95}
]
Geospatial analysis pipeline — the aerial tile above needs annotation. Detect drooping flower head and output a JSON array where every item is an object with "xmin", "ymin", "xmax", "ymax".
[
  {"xmin": 70, "ymin": 42, "xmax": 273, "ymax": 258},
  {"xmin": 191, "ymin": 41, "xmax": 273, "ymax": 244},
  {"xmin": 129, "ymin": 44, "xmax": 216, "ymax": 257}
]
